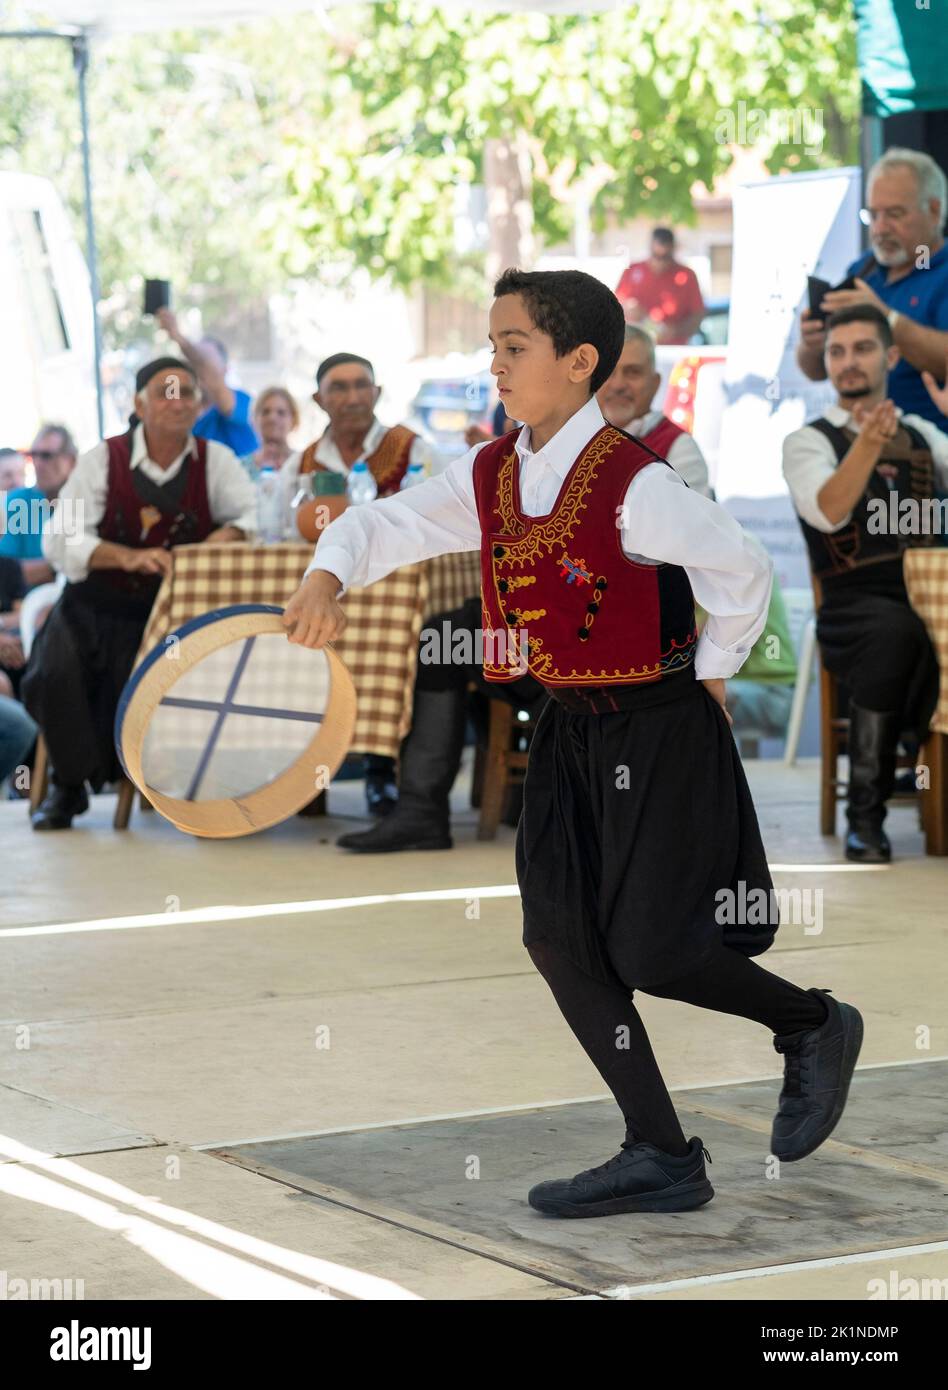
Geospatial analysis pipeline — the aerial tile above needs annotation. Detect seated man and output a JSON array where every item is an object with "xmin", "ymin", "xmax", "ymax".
[
  {"xmin": 0, "ymin": 694, "xmax": 36, "ymax": 790},
  {"xmin": 22, "ymin": 357, "xmax": 257, "ymax": 830},
  {"xmin": 300, "ymin": 352, "xmax": 433, "ymax": 817},
  {"xmin": 783, "ymin": 305, "xmax": 948, "ymax": 862},
  {"xmin": 0, "ymin": 425, "xmax": 77, "ymax": 588},
  {"xmin": 596, "ymin": 325, "xmax": 712, "ymax": 496},
  {"xmin": 0, "ymin": 554, "xmax": 27, "ymax": 699},
  {"xmin": 0, "ymin": 447, "xmax": 27, "ymax": 495}
]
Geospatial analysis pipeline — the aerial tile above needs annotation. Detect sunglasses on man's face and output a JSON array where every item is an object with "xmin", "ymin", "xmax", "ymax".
[{"xmin": 31, "ymin": 450, "xmax": 64, "ymax": 462}]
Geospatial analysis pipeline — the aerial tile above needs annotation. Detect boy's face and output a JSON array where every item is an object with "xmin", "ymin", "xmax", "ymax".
[{"xmin": 488, "ymin": 294, "xmax": 597, "ymax": 425}]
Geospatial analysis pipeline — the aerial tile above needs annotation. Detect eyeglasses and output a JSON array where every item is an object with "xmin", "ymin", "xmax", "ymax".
[
  {"xmin": 859, "ymin": 205, "xmax": 911, "ymax": 227},
  {"xmin": 149, "ymin": 384, "xmax": 202, "ymax": 401},
  {"xmin": 30, "ymin": 450, "xmax": 63, "ymax": 462},
  {"xmin": 322, "ymin": 380, "xmax": 375, "ymax": 398}
]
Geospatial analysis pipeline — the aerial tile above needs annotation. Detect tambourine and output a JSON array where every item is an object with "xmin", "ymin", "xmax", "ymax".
[{"xmin": 115, "ymin": 604, "xmax": 356, "ymax": 838}]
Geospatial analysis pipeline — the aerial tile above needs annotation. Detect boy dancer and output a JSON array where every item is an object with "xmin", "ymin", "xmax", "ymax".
[{"xmin": 284, "ymin": 270, "xmax": 863, "ymax": 1218}]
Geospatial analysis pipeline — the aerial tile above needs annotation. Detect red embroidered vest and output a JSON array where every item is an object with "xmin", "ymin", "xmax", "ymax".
[
  {"xmin": 299, "ymin": 423, "xmax": 417, "ymax": 497},
  {"xmin": 69, "ymin": 431, "xmax": 213, "ymax": 616},
  {"xmin": 640, "ymin": 414, "xmax": 686, "ymax": 457},
  {"xmin": 473, "ymin": 425, "xmax": 698, "ymax": 687}
]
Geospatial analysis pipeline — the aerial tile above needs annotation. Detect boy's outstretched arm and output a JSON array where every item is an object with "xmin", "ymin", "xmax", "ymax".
[{"xmin": 284, "ymin": 443, "xmax": 484, "ymax": 648}]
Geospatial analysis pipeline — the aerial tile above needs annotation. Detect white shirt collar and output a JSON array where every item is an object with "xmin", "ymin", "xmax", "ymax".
[
  {"xmin": 825, "ymin": 401, "xmax": 904, "ymax": 430},
  {"xmin": 513, "ymin": 395, "xmax": 607, "ymax": 477},
  {"xmin": 623, "ymin": 408, "xmax": 663, "ymax": 436},
  {"xmin": 130, "ymin": 422, "xmax": 196, "ymax": 471},
  {"xmin": 316, "ymin": 416, "xmax": 387, "ymax": 468}
]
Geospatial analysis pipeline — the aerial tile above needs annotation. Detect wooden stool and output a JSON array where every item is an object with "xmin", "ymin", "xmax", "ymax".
[
  {"xmin": 919, "ymin": 730, "xmax": 948, "ymax": 856},
  {"xmin": 476, "ymin": 698, "xmax": 538, "ymax": 841}
]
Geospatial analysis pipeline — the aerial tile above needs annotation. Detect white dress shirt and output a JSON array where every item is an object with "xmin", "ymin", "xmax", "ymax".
[
  {"xmin": 624, "ymin": 408, "xmax": 712, "ymax": 497},
  {"xmin": 43, "ymin": 423, "xmax": 259, "ymax": 583},
  {"xmin": 306, "ymin": 395, "xmax": 773, "ymax": 680},
  {"xmin": 297, "ymin": 417, "xmax": 432, "ymax": 478},
  {"xmin": 783, "ymin": 402, "xmax": 948, "ymax": 533}
]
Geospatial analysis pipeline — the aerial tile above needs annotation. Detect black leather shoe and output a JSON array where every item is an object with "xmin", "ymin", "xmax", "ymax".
[
  {"xmin": 845, "ymin": 824, "xmax": 891, "ymax": 863},
  {"xmin": 527, "ymin": 1136, "xmax": 714, "ymax": 1218},
  {"xmin": 771, "ymin": 988, "xmax": 863, "ymax": 1162},
  {"xmin": 31, "ymin": 782, "xmax": 89, "ymax": 831},
  {"xmin": 336, "ymin": 815, "xmax": 451, "ymax": 853}
]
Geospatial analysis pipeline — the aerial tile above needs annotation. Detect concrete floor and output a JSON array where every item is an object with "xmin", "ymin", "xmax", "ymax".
[{"xmin": 1, "ymin": 755, "xmax": 946, "ymax": 1301}]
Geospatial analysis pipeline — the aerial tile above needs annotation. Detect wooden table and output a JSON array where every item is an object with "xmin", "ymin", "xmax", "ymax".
[{"xmin": 136, "ymin": 545, "xmax": 481, "ymax": 759}]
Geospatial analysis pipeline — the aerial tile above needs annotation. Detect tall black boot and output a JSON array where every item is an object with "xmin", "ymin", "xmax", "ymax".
[
  {"xmin": 845, "ymin": 702, "xmax": 900, "ymax": 863},
  {"xmin": 337, "ymin": 688, "xmax": 468, "ymax": 852}
]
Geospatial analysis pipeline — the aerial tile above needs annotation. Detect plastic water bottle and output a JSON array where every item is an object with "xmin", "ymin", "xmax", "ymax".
[
  {"xmin": 256, "ymin": 465, "xmax": 283, "ymax": 544},
  {"xmin": 399, "ymin": 461, "xmax": 426, "ymax": 491},
  {"xmin": 346, "ymin": 459, "xmax": 378, "ymax": 505}
]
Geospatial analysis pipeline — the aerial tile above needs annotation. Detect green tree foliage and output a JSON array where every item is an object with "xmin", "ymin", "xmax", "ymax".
[
  {"xmin": 278, "ymin": 0, "xmax": 859, "ymax": 289},
  {"xmin": 0, "ymin": 0, "xmax": 858, "ymax": 338}
]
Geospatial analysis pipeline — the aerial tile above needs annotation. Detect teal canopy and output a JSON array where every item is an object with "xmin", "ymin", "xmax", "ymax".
[{"xmin": 854, "ymin": 0, "xmax": 948, "ymax": 117}]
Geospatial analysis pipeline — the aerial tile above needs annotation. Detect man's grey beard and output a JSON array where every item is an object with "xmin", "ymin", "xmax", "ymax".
[{"xmin": 871, "ymin": 238, "xmax": 911, "ymax": 267}]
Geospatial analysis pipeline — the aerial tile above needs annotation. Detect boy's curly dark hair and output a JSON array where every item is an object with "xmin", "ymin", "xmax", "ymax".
[{"xmin": 493, "ymin": 268, "xmax": 625, "ymax": 394}]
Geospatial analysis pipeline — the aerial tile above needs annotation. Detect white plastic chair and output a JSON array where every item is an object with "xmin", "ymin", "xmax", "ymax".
[
  {"xmin": 18, "ymin": 574, "xmax": 65, "ymax": 659},
  {"xmin": 782, "ymin": 586, "xmax": 817, "ymax": 767}
]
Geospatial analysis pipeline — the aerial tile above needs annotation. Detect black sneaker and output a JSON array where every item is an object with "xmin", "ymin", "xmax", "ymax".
[
  {"xmin": 527, "ymin": 1135, "xmax": 714, "ymax": 1218},
  {"xmin": 771, "ymin": 988, "xmax": 864, "ymax": 1162}
]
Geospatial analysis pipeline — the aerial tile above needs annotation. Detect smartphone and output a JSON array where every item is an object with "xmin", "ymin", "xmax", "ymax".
[
  {"xmin": 807, "ymin": 276, "xmax": 832, "ymax": 321},
  {"xmin": 143, "ymin": 279, "xmax": 171, "ymax": 316}
]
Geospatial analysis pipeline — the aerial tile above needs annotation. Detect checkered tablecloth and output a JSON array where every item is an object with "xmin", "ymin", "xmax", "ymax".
[
  {"xmin": 905, "ymin": 550, "xmax": 948, "ymax": 735},
  {"xmin": 136, "ymin": 544, "xmax": 481, "ymax": 758}
]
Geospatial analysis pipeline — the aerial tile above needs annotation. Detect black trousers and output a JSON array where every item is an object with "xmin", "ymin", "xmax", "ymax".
[
  {"xmin": 527, "ymin": 935, "xmax": 828, "ymax": 1157},
  {"xmin": 817, "ymin": 588, "xmax": 939, "ymax": 744},
  {"xmin": 21, "ymin": 589, "xmax": 146, "ymax": 791}
]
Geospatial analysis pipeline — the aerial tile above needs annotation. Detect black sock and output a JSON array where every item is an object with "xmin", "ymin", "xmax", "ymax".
[
  {"xmin": 527, "ymin": 938, "xmax": 691, "ymax": 1157},
  {"xmin": 642, "ymin": 944, "xmax": 830, "ymax": 1036}
]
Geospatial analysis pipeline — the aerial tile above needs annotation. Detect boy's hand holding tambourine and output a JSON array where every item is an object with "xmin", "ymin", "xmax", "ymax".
[{"xmin": 283, "ymin": 569, "xmax": 347, "ymax": 649}]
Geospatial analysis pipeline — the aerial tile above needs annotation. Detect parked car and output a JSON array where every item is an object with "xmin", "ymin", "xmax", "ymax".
[{"xmin": 408, "ymin": 370, "xmax": 495, "ymax": 464}]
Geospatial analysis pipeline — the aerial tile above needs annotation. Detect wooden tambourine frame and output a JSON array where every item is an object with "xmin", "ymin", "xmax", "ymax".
[{"xmin": 115, "ymin": 604, "xmax": 356, "ymax": 839}]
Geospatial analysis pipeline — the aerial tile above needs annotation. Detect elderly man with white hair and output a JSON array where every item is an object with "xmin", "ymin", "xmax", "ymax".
[{"xmin": 797, "ymin": 147, "xmax": 948, "ymax": 431}]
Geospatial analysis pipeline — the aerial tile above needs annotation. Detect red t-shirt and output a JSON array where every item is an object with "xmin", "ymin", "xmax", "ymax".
[{"xmin": 615, "ymin": 260, "xmax": 705, "ymax": 342}]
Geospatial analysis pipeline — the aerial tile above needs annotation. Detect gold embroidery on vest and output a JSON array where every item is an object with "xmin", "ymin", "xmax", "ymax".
[{"xmin": 492, "ymin": 427, "xmax": 622, "ymax": 562}]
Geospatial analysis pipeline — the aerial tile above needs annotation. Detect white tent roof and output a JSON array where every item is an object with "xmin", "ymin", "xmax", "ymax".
[{"xmin": 27, "ymin": 0, "xmax": 621, "ymax": 36}]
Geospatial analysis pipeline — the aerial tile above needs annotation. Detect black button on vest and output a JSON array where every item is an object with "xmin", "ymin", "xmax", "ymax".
[{"xmin": 493, "ymin": 545, "xmax": 506, "ymax": 559}]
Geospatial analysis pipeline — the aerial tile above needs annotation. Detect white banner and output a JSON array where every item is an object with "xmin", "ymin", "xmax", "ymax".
[{"xmin": 717, "ymin": 167, "xmax": 862, "ymax": 588}]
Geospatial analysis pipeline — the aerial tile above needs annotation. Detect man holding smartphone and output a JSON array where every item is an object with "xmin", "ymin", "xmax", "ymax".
[
  {"xmin": 156, "ymin": 307, "xmax": 259, "ymax": 458},
  {"xmin": 797, "ymin": 149, "xmax": 948, "ymax": 432}
]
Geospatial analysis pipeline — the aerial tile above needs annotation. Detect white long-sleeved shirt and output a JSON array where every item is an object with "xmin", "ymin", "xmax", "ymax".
[
  {"xmin": 305, "ymin": 395, "xmax": 773, "ymax": 680},
  {"xmin": 782, "ymin": 402, "xmax": 948, "ymax": 532},
  {"xmin": 622, "ymin": 409, "xmax": 712, "ymax": 497},
  {"xmin": 43, "ymin": 424, "xmax": 259, "ymax": 583}
]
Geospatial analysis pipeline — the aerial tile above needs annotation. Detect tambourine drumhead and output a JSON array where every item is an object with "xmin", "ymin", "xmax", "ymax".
[{"xmin": 115, "ymin": 605, "xmax": 356, "ymax": 838}]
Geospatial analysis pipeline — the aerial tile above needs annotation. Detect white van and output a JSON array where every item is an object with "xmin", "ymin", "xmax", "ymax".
[{"xmin": 0, "ymin": 172, "xmax": 99, "ymax": 454}]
